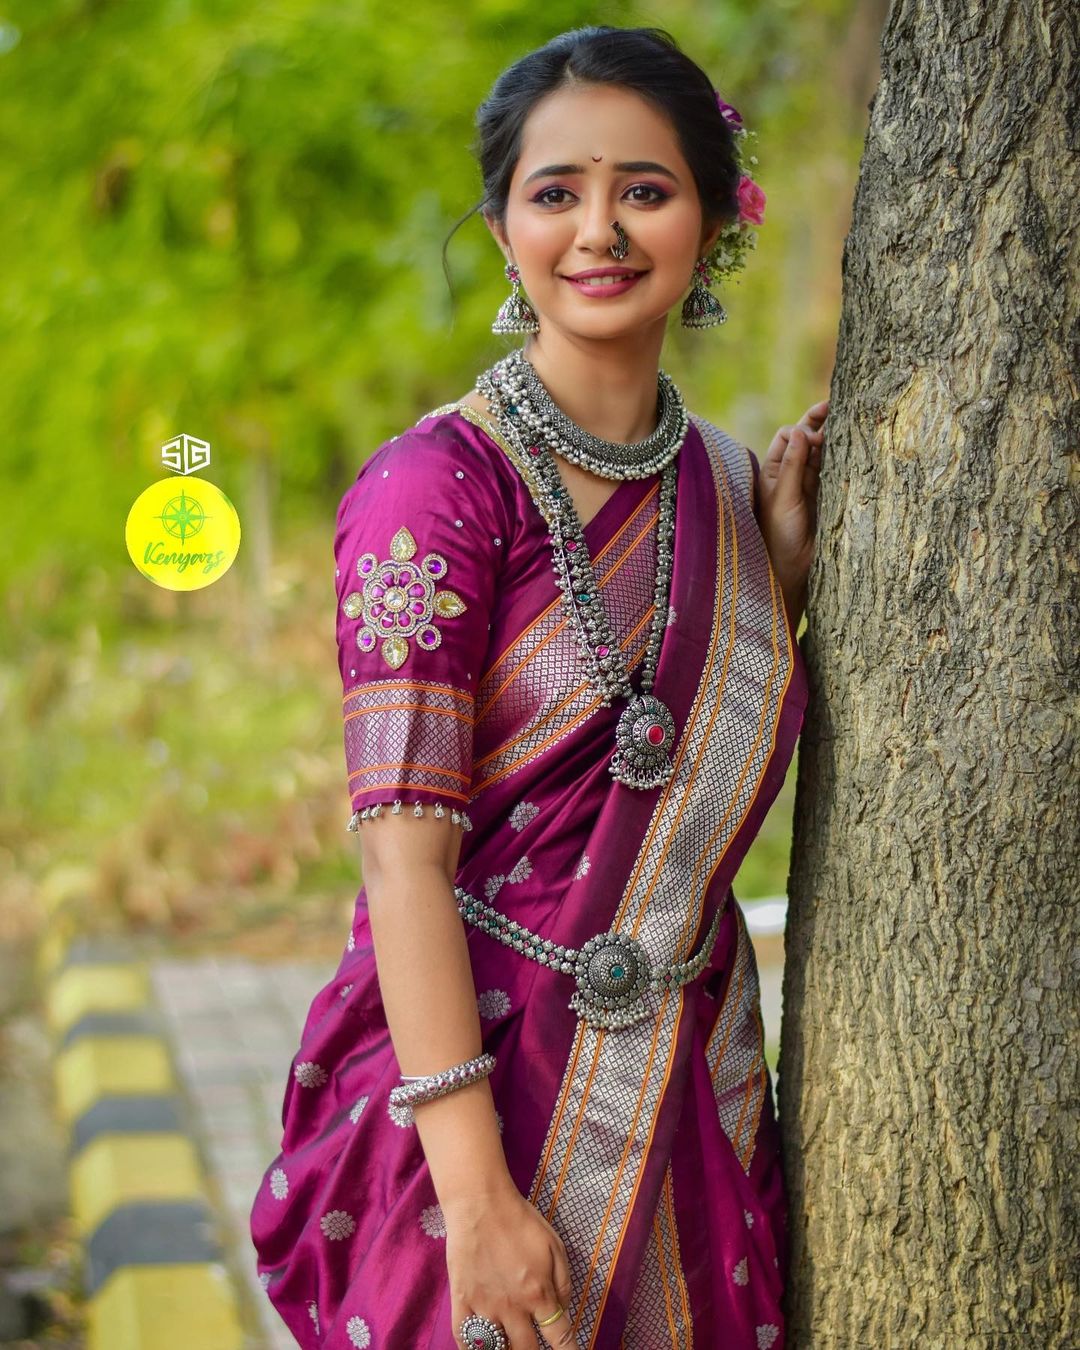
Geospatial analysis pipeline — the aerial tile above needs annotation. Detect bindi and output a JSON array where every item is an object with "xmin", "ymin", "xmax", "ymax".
[{"xmin": 591, "ymin": 154, "xmax": 602, "ymax": 162}]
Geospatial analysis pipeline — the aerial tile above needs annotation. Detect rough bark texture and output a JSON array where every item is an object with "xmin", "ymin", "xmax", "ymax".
[{"xmin": 779, "ymin": 2, "xmax": 1079, "ymax": 1345}]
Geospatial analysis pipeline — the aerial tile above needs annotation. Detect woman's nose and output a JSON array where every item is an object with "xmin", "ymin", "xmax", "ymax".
[{"xmin": 573, "ymin": 201, "xmax": 621, "ymax": 257}]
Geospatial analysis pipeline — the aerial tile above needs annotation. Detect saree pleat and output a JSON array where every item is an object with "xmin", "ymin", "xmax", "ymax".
[{"xmin": 249, "ymin": 405, "xmax": 807, "ymax": 1350}]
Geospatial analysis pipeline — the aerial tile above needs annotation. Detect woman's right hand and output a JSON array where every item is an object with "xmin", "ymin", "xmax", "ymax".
[{"xmin": 443, "ymin": 1183, "xmax": 580, "ymax": 1348}]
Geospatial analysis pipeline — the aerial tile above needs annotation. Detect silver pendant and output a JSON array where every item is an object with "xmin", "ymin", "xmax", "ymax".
[
  {"xmin": 568, "ymin": 929, "xmax": 654, "ymax": 1027},
  {"xmin": 609, "ymin": 693, "xmax": 676, "ymax": 789}
]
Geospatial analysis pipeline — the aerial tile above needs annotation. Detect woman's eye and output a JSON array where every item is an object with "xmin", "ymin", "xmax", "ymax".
[
  {"xmin": 532, "ymin": 184, "xmax": 667, "ymax": 207},
  {"xmin": 626, "ymin": 184, "xmax": 667, "ymax": 204}
]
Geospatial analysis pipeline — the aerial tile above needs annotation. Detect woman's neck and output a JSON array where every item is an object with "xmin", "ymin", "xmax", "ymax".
[{"xmin": 521, "ymin": 324, "xmax": 667, "ymax": 445}]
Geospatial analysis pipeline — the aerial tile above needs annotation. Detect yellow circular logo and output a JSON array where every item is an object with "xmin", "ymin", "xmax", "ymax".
[{"xmin": 125, "ymin": 476, "xmax": 241, "ymax": 591}]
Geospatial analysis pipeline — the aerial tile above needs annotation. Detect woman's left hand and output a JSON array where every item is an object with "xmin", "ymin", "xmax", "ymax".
[{"xmin": 757, "ymin": 399, "xmax": 829, "ymax": 609}]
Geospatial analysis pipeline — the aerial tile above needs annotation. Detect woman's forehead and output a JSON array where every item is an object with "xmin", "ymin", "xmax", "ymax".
[{"xmin": 515, "ymin": 83, "xmax": 682, "ymax": 168}]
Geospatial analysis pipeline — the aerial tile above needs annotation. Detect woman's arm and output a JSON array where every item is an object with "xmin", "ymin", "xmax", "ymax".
[
  {"xmin": 358, "ymin": 815, "xmax": 517, "ymax": 1209},
  {"xmin": 359, "ymin": 817, "xmax": 579, "ymax": 1347}
]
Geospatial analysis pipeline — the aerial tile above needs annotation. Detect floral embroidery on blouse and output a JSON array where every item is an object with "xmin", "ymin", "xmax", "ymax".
[{"xmin": 341, "ymin": 524, "xmax": 467, "ymax": 670}]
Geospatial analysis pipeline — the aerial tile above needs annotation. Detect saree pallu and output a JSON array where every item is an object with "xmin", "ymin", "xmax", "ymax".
[{"xmin": 250, "ymin": 403, "xmax": 808, "ymax": 1350}]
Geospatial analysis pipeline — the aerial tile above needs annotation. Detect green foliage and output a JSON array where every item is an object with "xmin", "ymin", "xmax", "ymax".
[
  {"xmin": 0, "ymin": 2, "xmax": 873, "ymax": 945},
  {"xmin": 1, "ymin": 0, "xmax": 864, "ymax": 588}
]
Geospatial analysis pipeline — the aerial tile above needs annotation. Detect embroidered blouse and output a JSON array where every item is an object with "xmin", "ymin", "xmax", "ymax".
[{"xmin": 333, "ymin": 419, "xmax": 512, "ymax": 831}]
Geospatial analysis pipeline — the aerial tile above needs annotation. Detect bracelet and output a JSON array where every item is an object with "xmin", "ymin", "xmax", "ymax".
[{"xmin": 388, "ymin": 1052, "xmax": 496, "ymax": 1111}]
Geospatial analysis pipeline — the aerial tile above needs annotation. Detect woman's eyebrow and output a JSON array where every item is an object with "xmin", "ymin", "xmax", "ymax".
[{"xmin": 522, "ymin": 160, "xmax": 679, "ymax": 185}]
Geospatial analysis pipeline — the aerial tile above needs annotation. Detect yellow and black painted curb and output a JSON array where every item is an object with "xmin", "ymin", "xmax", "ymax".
[{"xmin": 39, "ymin": 911, "xmax": 245, "ymax": 1350}]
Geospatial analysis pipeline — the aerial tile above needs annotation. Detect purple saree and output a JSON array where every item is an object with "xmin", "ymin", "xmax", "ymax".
[{"xmin": 250, "ymin": 399, "xmax": 808, "ymax": 1349}]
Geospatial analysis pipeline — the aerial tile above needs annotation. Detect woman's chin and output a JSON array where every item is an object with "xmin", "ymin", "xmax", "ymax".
[{"xmin": 540, "ymin": 305, "xmax": 671, "ymax": 344}]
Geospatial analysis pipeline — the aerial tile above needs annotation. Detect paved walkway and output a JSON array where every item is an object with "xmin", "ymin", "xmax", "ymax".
[
  {"xmin": 149, "ymin": 914, "xmax": 784, "ymax": 1349},
  {"xmin": 149, "ymin": 957, "xmax": 335, "ymax": 1350}
]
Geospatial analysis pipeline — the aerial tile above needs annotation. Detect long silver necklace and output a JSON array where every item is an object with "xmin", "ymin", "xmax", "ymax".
[{"xmin": 475, "ymin": 351, "xmax": 681, "ymax": 789}]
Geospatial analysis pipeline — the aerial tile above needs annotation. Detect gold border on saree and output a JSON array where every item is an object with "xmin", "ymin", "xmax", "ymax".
[{"xmin": 454, "ymin": 887, "xmax": 724, "ymax": 1030}]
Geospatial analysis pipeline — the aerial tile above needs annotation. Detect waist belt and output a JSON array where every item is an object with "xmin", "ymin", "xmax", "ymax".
[{"xmin": 454, "ymin": 887, "xmax": 724, "ymax": 1031}]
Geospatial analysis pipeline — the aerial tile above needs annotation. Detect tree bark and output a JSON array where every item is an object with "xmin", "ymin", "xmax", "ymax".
[{"xmin": 779, "ymin": 2, "xmax": 1079, "ymax": 1345}]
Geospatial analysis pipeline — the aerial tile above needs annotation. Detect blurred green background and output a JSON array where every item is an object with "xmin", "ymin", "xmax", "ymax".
[{"xmin": 0, "ymin": 0, "xmax": 882, "ymax": 961}]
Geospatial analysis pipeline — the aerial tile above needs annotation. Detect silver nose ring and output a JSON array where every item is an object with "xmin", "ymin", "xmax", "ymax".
[{"xmin": 609, "ymin": 220, "xmax": 630, "ymax": 260}]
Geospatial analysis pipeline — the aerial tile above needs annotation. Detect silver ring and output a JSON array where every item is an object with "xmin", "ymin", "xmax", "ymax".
[{"xmin": 459, "ymin": 1313, "xmax": 508, "ymax": 1350}]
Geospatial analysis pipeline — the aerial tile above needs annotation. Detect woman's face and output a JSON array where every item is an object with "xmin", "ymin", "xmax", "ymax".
[{"xmin": 488, "ymin": 81, "xmax": 721, "ymax": 344}]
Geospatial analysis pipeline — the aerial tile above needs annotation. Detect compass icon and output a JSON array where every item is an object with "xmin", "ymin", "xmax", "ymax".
[
  {"xmin": 159, "ymin": 489, "xmax": 208, "ymax": 542},
  {"xmin": 127, "ymin": 473, "xmax": 240, "ymax": 592}
]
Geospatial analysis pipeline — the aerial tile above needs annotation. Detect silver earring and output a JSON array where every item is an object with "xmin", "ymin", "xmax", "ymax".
[
  {"xmin": 609, "ymin": 221, "xmax": 630, "ymax": 260},
  {"xmin": 492, "ymin": 261, "xmax": 540, "ymax": 334},
  {"xmin": 681, "ymin": 257, "xmax": 727, "ymax": 328}
]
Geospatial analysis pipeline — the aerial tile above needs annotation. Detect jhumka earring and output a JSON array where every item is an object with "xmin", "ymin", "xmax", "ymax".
[
  {"xmin": 681, "ymin": 256, "xmax": 728, "ymax": 329},
  {"xmin": 492, "ymin": 261, "xmax": 540, "ymax": 335}
]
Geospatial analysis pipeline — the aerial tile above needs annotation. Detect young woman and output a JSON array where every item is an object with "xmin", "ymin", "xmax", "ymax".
[{"xmin": 251, "ymin": 25, "xmax": 827, "ymax": 1350}]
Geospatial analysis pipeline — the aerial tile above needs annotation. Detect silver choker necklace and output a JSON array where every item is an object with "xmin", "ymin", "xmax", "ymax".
[{"xmin": 489, "ymin": 349, "xmax": 689, "ymax": 481}]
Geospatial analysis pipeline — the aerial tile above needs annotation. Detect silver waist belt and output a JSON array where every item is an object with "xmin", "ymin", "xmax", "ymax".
[{"xmin": 454, "ymin": 887, "xmax": 724, "ymax": 1031}]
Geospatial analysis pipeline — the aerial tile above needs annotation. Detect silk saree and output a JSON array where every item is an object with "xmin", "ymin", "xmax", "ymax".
[{"xmin": 249, "ymin": 398, "xmax": 808, "ymax": 1349}]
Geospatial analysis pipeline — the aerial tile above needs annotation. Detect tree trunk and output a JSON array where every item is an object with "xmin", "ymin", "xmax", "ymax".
[{"xmin": 779, "ymin": 1, "xmax": 1079, "ymax": 1345}]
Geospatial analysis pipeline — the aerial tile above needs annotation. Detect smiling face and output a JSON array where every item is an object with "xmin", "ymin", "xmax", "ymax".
[{"xmin": 486, "ymin": 81, "xmax": 722, "ymax": 344}]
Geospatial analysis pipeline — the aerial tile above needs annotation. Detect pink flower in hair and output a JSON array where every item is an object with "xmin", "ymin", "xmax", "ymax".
[
  {"xmin": 715, "ymin": 92, "xmax": 744, "ymax": 129},
  {"xmin": 736, "ymin": 175, "xmax": 766, "ymax": 226}
]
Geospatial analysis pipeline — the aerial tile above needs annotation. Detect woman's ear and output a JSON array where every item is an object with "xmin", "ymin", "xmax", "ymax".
[
  {"xmin": 482, "ymin": 210, "xmax": 511, "ymax": 264},
  {"xmin": 699, "ymin": 217, "xmax": 725, "ymax": 257}
]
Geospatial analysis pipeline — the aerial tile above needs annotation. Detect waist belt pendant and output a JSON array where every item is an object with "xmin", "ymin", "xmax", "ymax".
[{"xmin": 456, "ymin": 888, "xmax": 723, "ymax": 1030}]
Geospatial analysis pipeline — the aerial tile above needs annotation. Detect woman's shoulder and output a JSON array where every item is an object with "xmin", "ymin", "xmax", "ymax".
[
  {"xmin": 336, "ymin": 396, "xmax": 520, "ymax": 534},
  {"xmin": 364, "ymin": 392, "xmax": 511, "ymax": 472}
]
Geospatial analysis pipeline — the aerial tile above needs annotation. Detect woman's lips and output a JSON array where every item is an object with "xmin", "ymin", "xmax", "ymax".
[{"xmin": 562, "ymin": 271, "xmax": 645, "ymax": 298}]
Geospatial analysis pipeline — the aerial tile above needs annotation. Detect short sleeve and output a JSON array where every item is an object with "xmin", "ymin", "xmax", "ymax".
[{"xmin": 333, "ymin": 423, "xmax": 504, "ymax": 832}]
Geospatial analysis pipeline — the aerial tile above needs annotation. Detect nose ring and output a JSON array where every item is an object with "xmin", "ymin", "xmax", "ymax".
[{"xmin": 609, "ymin": 220, "xmax": 630, "ymax": 260}]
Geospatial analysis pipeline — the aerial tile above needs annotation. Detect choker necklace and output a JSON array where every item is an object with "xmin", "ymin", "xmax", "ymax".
[
  {"xmin": 475, "ymin": 352, "xmax": 681, "ymax": 789},
  {"xmin": 492, "ymin": 348, "xmax": 689, "ymax": 481}
]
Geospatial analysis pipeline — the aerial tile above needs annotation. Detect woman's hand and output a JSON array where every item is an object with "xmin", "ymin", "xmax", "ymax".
[
  {"xmin": 444, "ymin": 1184, "xmax": 580, "ymax": 1348},
  {"xmin": 757, "ymin": 399, "xmax": 829, "ymax": 625}
]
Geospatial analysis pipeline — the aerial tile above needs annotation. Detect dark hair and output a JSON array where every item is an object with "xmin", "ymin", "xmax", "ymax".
[{"xmin": 442, "ymin": 26, "xmax": 741, "ymax": 291}]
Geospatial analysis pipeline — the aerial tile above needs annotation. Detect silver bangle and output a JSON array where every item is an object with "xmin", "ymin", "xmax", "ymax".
[{"xmin": 389, "ymin": 1052, "xmax": 496, "ymax": 1110}]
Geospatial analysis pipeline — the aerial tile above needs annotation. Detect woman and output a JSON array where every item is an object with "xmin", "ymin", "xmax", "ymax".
[{"xmin": 251, "ymin": 24, "xmax": 827, "ymax": 1350}]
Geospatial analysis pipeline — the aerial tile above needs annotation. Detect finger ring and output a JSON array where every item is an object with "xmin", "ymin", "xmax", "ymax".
[
  {"xmin": 535, "ymin": 1304, "xmax": 565, "ymax": 1327},
  {"xmin": 459, "ymin": 1313, "xmax": 508, "ymax": 1349}
]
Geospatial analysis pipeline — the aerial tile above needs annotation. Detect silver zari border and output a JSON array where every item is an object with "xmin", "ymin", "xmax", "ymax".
[{"xmin": 525, "ymin": 416, "xmax": 795, "ymax": 1342}]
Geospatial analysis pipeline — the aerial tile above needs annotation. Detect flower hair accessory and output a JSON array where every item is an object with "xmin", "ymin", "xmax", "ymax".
[{"xmin": 706, "ymin": 90, "xmax": 765, "ymax": 287}]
